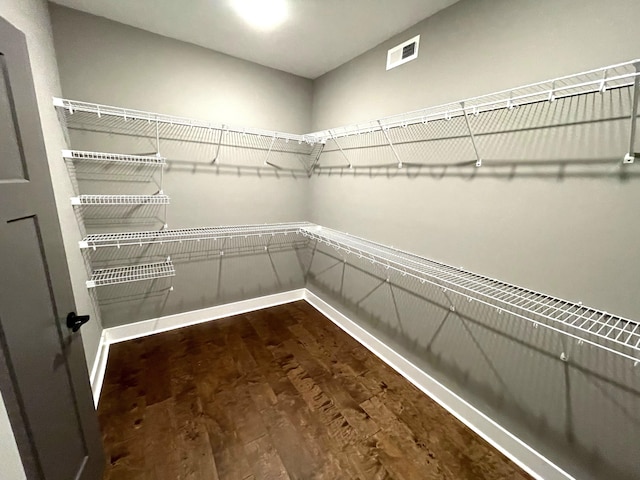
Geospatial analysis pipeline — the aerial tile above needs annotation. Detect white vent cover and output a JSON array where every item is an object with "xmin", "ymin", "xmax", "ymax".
[{"xmin": 386, "ymin": 35, "xmax": 420, "ymax": 70}]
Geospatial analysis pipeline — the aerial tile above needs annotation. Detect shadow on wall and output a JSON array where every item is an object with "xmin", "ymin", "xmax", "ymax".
[
  {"xmin": 314, "ymin": 87, "xmax": 638, "ymax": 181},
  {"xmin": 61, "ymin": 102, "xmax": 313, "ymax": 329},
  {"xmin": 74, "ymin": 204, "xmax": 167, "ymax": 236},
  {"xmin": 93, "ymin": 235, "xmax": 309, "ymax": 328},
  {"xmin": 65, "ymin": 159, "xmax": 161, "ymax": 193},
  {"xmin": 304, "ymin": 242, "xmax": 640, "ymax": 480},
  {"xmin": 62, "ymin": 108, "xmax": 314, "ymax": 173}
]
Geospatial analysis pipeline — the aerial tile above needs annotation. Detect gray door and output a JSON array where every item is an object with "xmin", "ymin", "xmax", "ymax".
[{"xmin": 0, "ymin": 16, "xmax": 104, "ymax": 480}]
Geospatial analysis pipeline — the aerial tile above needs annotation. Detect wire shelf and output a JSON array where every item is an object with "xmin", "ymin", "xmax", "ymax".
[
  {"xmin": 300, "ymin": 225, "xmax": 640, "ymax": 362},
  {"xmin": 54, "ymin": 59, "xmax": 640, "ymax": 151},
  {"xmin": 54, "ymin": 59, "xmax": 640, "ymax": 172},
  {"xmin": 86, "ymin": 258, "xmax": 175, "ymax": 288},
  {"xmin": 53, "ymin": 98, "xmax": 317, "ymax": 145},
  {"xmin": 310, "ymin": 59, "xmax": 640, "ymax": 140},
  {"xmin": 71, "ymin": 194, "xmax": 170, "ymax": 206},
  {"xmin": 79, "ymin": 222, "xmax": 313, "ymax": 249},
  {"xmin": 63, "ymin": 149, "xmax": 166, "ymax": 166}
]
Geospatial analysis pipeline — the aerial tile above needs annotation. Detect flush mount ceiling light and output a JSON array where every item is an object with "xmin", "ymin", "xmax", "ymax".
[{"xmin": 231, "ymin": 0, "xmax": 288, "ymax": 30}]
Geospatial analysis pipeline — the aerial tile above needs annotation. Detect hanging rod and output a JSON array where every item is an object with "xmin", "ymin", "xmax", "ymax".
[
  {"xmin": 78, "ymin": 222, "xmax": 313, "ymax": 249},
  {"xmin": 310, "ymin": 59, "xmax": 640, "ymax": 141},
  {"xmin": 63, "ymin": 149, "xmax": 166, "ymax": 166},
  {"xmin": 71, "ymin": 194, "xmax": 170, "ymax": 206},
  {"xmin": 53, "ymin": 97, "xmax": 317, "ymax": 145},
  {"xmin": 299, "ymin": 225, "xmax": 640, "ymax": 363},
  {"xmin": 86, "ymin": 258, "xmax": 175, "ymax": 288}
]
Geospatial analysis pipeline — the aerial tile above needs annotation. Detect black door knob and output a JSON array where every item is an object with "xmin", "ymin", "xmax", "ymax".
[{"xmin": 67, "ymin": 312, "xmax": 90, "ymax": 332}]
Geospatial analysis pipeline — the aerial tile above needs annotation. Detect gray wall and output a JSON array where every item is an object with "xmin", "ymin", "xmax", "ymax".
[
  {"xmin": 312, "ymin": 0, "xmax": 640, "ymax": 130},
  {"xmin": 50, "ymin": 5, "xmax": 312, "ymax": 133},
  {"xmin": 311, "ymin": 0, "xmax": 640, "ymax": 322},
  {"xmin": 308, "ymin": 0, "xmax": 640, "ymax": 479},
  {"xmin": 50, "ymin": 5, "xmax": 314, "ymax": 327}
]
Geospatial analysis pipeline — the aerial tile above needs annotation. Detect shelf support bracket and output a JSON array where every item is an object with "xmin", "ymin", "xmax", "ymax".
[
  {"xmin": 623, "ymin": 63, "xmax": 640, "ymax": 164},
  {"xmin": 329, "ymin": 130, "xmax": 352, "ymax": 169},
  {"xmin": 461, "ymin": 102, "xmax": 483, "ymax": 167},
  {"xmin": 377, "ymin": 120, "xmax": 402, "ymax": 169},
  {"xmin": 309, "ymin": 142, "xmax": 326, "ymax": 175},
  {"xmin": 155, "ymin": 120, "xmax": 161, "ymax": 156},
  {"xmin": 264, "ymin": 134, "xmax": 277, "ymax": 166},
  {"xmin": 211, "ymin": 125, "xmax": 225, "ymax": 164}
]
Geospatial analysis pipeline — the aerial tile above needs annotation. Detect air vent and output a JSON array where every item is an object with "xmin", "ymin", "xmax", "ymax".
[{"xmin": 386, "ymin": 35, "xmax": 420, "ymax": 71}]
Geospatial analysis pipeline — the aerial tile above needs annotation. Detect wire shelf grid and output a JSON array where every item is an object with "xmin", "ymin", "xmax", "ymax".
[
  {"xmin": 54, "ymin": 59, "xmax": 640, "ymax": 171},
  {"xmin": 54, "ymin": 59, "xmax": 640, "ymax": 154},
  {"xmin": 300, "ymin": 225, "xmax": 640, "ymax": 362},
  {"xmin": 54, "ymin": 97, "xmax": 317, "ymax": 145},
  {"xmin": 79, "ymin": 222, "xmax": 314, "ymax": 249},
  {"xmin": 63, "ymin": 149, "xmax": 166, "ymax": 166},
  {"xmin": 310, "ymin": 59, "xmax": 640, "ymax": 140},
  {"xmin": 86, "ymin": 258, "xmax": 175, "ymax": 288},
  {"xmin": 71, "ymin": 194, "xmax": 170, "ymax": 206}
]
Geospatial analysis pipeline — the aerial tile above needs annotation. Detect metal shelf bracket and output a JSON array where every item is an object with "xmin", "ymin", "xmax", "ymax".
[{"xmin": 623, "ymin": 64, "xmax": 640, "ymax": 164}]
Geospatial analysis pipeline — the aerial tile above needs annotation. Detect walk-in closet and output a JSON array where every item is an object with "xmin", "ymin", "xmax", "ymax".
[{"xmin": 1, "ymin": 1, "xmax": 639, "ymax": 479}]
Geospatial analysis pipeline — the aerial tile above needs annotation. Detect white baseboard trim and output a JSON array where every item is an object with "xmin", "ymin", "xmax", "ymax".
[
  {"xmin": 104, "ymin": 289, "xmax": 306, "ymax": 344},
  {"xmin": 90, "ymin": 289, "xmax": 306, "ymax": 406},
  {"xmin": 303, "ymin": 289, "xmax": 575, "ymax": 480},
  {"xmin": 89, "ymin": 334, "xmax": 110, "ymax": 407},
  {"xmin": 87, "ymin": 287, "xmax": 574, "ymax": 480}
]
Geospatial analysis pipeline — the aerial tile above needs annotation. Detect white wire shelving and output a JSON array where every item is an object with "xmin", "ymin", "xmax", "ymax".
[
  {"xmin": 299, "ymin": 225, "xmax": 640, "ymax": 363},
  {"xmin": 78, "ymin": 222, "xmax": 313, "ymax": 249},
  {"xmin": 54, "ymin": 59, "xmax": 640, "ymax": 171},
  {"xmin": 309, "ymin": 59, "xmax": 640, "ymax": 140},
  {"xmin": 70, "ymin": 194, "xmax": 170, "ymax": 206},
  {"xmin": 86, "ymin": 257, "xmax": 175, "ymax": 288},
  {"xmin": 74, "ymin": 217, "xmax": 639, "ymax": 361},
  {"xmin": 63, "ymin": 149, "xmax": 166, "ymax": 166},
  {"xmin": 309, "ymin": 59, "xmax": 640, "ymax": 170},
  {"xmin": 53, "ymin": 97, "xmax": 318, "ymax": 145}
]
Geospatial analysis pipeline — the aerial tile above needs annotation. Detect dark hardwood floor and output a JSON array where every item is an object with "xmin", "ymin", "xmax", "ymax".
[{"xmin": 98, "ymin": 301, "xmax": 532, "ymax": 480}]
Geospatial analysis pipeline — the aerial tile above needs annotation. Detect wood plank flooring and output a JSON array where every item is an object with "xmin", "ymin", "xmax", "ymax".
[{"xmin": 98, "ymin": 301, "xmax": 532, "ymax": 480}]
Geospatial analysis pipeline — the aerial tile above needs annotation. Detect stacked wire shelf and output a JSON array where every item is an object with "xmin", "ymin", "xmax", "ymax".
[
  {"xmin": 300, "ymin": 225, "xmax": 640, "ymax": 363},
  {"xmin": 70, "ymin": 194, "xmax": 170, "ymax": 206},
  {"xmin": 78, "ymin": 222, "xmax": 313, "ymax": 249},
  {"xmin": 86, "ymin": 258, "xmax": 175, "ymax": 288},
  {"xmin": 62, "ymin": 149, "xmax": 166, "ymax": 165},
  {"xmin": 63, "ymin": 144, "xmax": 171, "ymax": 287}
]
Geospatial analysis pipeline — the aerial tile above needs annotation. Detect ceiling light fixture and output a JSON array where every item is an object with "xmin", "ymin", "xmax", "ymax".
[{"xmin": 231, "ymin": 0, "xmax": 288, "ymax": 31}]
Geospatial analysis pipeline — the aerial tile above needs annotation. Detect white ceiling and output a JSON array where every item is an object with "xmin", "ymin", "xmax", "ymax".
[{"xmin": 50, "ymin": 0, "xmax": 459, "ymax": 79}]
